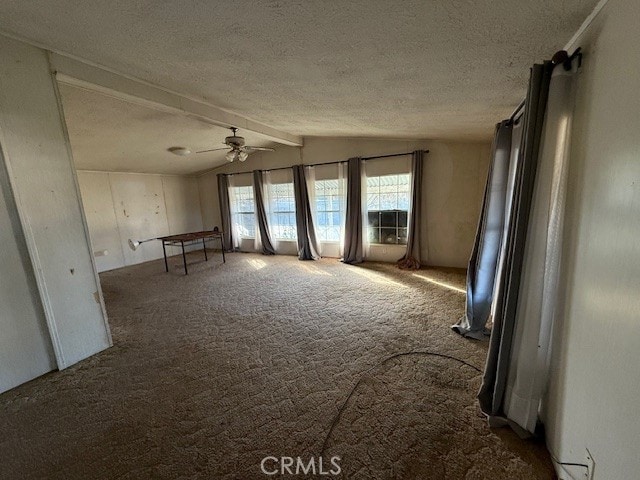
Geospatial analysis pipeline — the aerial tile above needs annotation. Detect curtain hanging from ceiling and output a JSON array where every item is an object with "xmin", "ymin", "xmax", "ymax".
[
  {"xmin": 252, "ymin": 170, "xmax": 276, "ymax": 255},
  {"xmin": 217, "ymin": 173, "xmax": 234, "ymax": 252},
  {"xmin": 337, "ymin": 162, "xmax": 348, "ymax": 258},
  {"xmin": 306, "ymin": 166, "xmax": 324, "ymax": 256},
  {"xmin": 502, "ymin": 65, "xmax": 577, "ymax": 433},
  {"xmin": 478, "ymin": 61, "xmax": 555, "ymax": 426},
  {"xmin": 342, "ymin": 157, "xmax": 365, "ymax": 264},
  {"xmin": 453, "ymin": 122, "xmax": 516, "ymax": 338},
  {"xmin": 292, "ymin": 165, "xmax": 321, "ymax": 260},
  {"xmin": 227, "ymin": 174, "xmax": 242, "ymax": 251},
  {"xmin": 397, "ymin": 150, "xmax": 425, "ymax": 270}
]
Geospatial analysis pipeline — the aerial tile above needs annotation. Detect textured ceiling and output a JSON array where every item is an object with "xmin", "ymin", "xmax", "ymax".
[
  {"xmin": 59, "ymin": 84, "xmax": 276, "ymax": 175},
  {"xmin": 0, "ymin": 0, "xmax": 597, "ymax": 140}
]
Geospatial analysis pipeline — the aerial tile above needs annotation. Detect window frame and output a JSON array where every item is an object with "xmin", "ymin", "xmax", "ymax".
[
  {"xmin": 366, "ymin": 173, "xmax": 411, "ymax": 246},
  {"xmin": 268, "ymin": 181, "xmax": 297, "ymax": 241},
  {"xmin": 313, "ymin": 178, "xmax": 345, "ymax": 243},
  {"xmin": 230, "ymin": 185, "xmax": 256, "ymax": 239}
]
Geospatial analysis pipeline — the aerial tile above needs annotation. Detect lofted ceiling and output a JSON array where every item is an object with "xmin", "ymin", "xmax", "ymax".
[
  {"xmin": 59, "ymin": 84, "xmax": 277, "ymax": 175},
  {"xmin": 0, "ymin": 0, "xmax": 597, "ymax": 143}
]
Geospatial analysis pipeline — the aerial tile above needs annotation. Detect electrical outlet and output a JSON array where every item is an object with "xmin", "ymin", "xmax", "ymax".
[{"xmin": 585, "ymin": 449, "xmax": 595, "ymax": 480}]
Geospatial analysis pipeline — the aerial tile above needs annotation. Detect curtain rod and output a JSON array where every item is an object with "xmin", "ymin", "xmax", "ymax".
[
  {"xmin": 508, "ymin": 47, "xmax": 583, "ymax": 126},
  {"xmin": 362, "ymin": 150, "xmax": 428, "ymax": 160},
  {"xmin": 509, "ymin": 100, "xmax": 526, "ymax": 123},
  {"xmin": 222, "ymin": 150, "xmax": 428, "ymax": 176}
]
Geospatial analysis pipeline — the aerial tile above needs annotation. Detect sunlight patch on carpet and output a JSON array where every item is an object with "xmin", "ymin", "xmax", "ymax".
[
  {"xmin": 297, "ymin": 263, "xmax": 333, "ymax": 276},
  {"xmin": 412, "ymin": 273, "xmax": 466, "ymax": 294},
  {"xmin": 247, "ymin": 258, "xmax": 267, "ymax": 270},
  {"xmin": 349, "ymin": 267, "xmax": 408, "ymax": 288}
]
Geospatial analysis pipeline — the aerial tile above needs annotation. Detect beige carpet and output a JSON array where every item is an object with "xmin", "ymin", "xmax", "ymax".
[{"xmin": 0, "ymin": 252, "xmax": 554, "ymax": 479}]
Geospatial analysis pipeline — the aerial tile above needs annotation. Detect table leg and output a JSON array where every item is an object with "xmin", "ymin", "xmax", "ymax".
[
  {"xmin": 181, "ymin": 241, "xmax": 188, "ymax": 275},
  {"xmin": 162, "ymin": 241, "xmax": 168, "ymax": 272},
  {"xmin": 220, "ymin": 236, "xmax": 226, "ymax": 263},
  {"xmin": 202, "ymin": 238, "xmax": 208, "ymax": 261}
]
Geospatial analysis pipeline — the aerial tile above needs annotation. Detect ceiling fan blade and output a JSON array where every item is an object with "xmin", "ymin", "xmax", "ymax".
[
  {"xmin": 244, "ymin": 146, "xmax": 275, "ymax": 152},
  {"xmin": 196, "ymin": 147, "xmax": 231, "ymax": 154}
]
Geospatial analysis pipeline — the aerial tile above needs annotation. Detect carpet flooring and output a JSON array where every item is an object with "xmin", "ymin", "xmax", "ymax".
[{"xmin": 0, "ymin": 252, "xmax": 554, "ymax": 479}]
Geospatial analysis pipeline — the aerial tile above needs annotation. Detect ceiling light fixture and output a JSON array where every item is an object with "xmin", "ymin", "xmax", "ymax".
[
  {"xmin": 223, "ymin": 150, "xmax": 249, "ymax": 163},
  {"xmin": 168, "ymin": 146, "xmax": 191, "ymax": 156}
]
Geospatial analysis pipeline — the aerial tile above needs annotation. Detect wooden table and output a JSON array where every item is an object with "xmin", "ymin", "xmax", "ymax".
[{"xmin": 158, "ymin": 230, "xmax": 225, "ymax": 275}]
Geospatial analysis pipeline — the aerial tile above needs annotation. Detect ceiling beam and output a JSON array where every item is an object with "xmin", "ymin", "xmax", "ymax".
[{"xmin": 49, "ymin": 52, "xmax": 303, "ymax": 147}]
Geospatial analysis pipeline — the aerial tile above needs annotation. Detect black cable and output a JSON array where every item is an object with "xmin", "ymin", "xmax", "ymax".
[{"xmin": 320, "ymin": 350, "xmax": 483, "ymax": 456}]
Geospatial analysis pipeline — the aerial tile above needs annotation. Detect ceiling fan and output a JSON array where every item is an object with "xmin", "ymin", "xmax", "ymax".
[{"xmin": 196, "ymin": 127, "xmax": 274, "ymax": 162}]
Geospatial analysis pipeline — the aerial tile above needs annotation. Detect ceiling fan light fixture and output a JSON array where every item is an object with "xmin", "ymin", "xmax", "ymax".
[{"xmin": 197, "ymin": 128, "xmax": 275, "ymax": 160}]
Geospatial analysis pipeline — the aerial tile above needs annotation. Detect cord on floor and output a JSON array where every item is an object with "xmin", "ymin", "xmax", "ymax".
[{"xmin": 320, "ymin": 350, "xmax": 483, "ymax": 456}]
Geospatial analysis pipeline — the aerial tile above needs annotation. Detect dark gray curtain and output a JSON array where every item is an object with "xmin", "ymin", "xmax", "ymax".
[
  {"xmin": 397, "ymin": 150, "xmax": 425, "ymax": 270},
  {"xmin": 252, "ymin": 170, "xmax": 276, "ymax": 255},
  {"xmin": 292, "ymin": 165, "xmax": 321, "ymax": 260},
  {"xmin": 342, "ymin": 157, "xmax": 364, "ymax": 264},
  {"xmin": 452, "ymin": 122, "xmax": 513, "ymax": 338},
  {"xmin": 478, "ymin": 61, "xmax": 554, "ymax": 419},
  {"xmin": 217, "ymin": 174, "xmax": 234, "ymax": 252}
]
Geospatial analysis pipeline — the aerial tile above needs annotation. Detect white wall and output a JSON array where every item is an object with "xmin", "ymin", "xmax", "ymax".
[
  {"xmin": 76, "ymin": 171, "xmax": 125, "ymax": 271},
  {"xmin": 544, "ymin": 1, "xmax": 640, "ymax": 478},
  {"xmin": 0, "ymin": 35, "xmax": 111, "ymax": 378},
  {"xmin": 78, "ymin": 171, "xmax": 203, "ymax": 272},
  {"xmin": 198, "ymin": 137, "xmax": 490, "ymax": 267}
]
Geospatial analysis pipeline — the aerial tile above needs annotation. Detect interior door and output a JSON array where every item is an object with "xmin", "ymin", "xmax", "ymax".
[{"xmin": 0, "ymin": 152, "xmax": 56, "ymax": 394}]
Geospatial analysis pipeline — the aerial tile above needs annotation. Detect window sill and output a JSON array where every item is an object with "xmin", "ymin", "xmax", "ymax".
[{"xmin": 368, "ymin": 243, "xmax": 407, "ymax": 247}]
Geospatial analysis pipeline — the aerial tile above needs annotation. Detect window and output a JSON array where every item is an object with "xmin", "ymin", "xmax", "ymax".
[
  {"xmin": 268, "ymin": 182, "xmax": 297, "ymax": 240},
  {"xmin": 230, "ymin": 185, "xmax": 255, "ymax": 238},
  {"xmin": 366, "ymin": 173, "xmax": 410, "ymax": 245},
  {"xmin": 314, "ymin": 179, "xmax": 345, "ymax": 242}
]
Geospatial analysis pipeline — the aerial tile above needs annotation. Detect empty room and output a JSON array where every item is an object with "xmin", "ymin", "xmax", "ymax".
[{"xmin": 0, "ymin": 1, "xmax": 638, "ymax": 479}]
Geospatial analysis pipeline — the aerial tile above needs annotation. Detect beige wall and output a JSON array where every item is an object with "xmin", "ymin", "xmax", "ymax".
[
  {"xmin": 78, "ymin": 171, "xmax": 203, "ymax": 272},
  {"xmin": 199, "ymin": 137, "xmax": 490, "ymax": 268},
  {"xmin": 544, "ymin": 0, "xmax": 640, "ymax": 478}
]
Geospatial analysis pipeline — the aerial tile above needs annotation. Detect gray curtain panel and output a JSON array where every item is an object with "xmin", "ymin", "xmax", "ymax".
[
  {"xmin": 217, "ymin": 174, "xmax": 234, "ymax": 252},
  {"xmin": 342, "ymin": 157, "xmax": 364, "ymax": 264},
  {"xmin": 502, "ymin": 67, "xmax": 578, "ymax": 433},
  {"xmin": 478, "ymin": 61, "xmax": 554, "ymax": 420},
  {"xmin": 252, "ymin": 170, "xmax": 276, "ymax": 255},
  {"xmin": 452, "ymin": 122, "xmax": 513, "ymax": 338},
  {"xmin": 292, "ymin": 165, "xmax": 321, "ymax": 260},
  {"xmin": 397, "ymin": 150, "xmax": 425, "ymax": 270}
]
